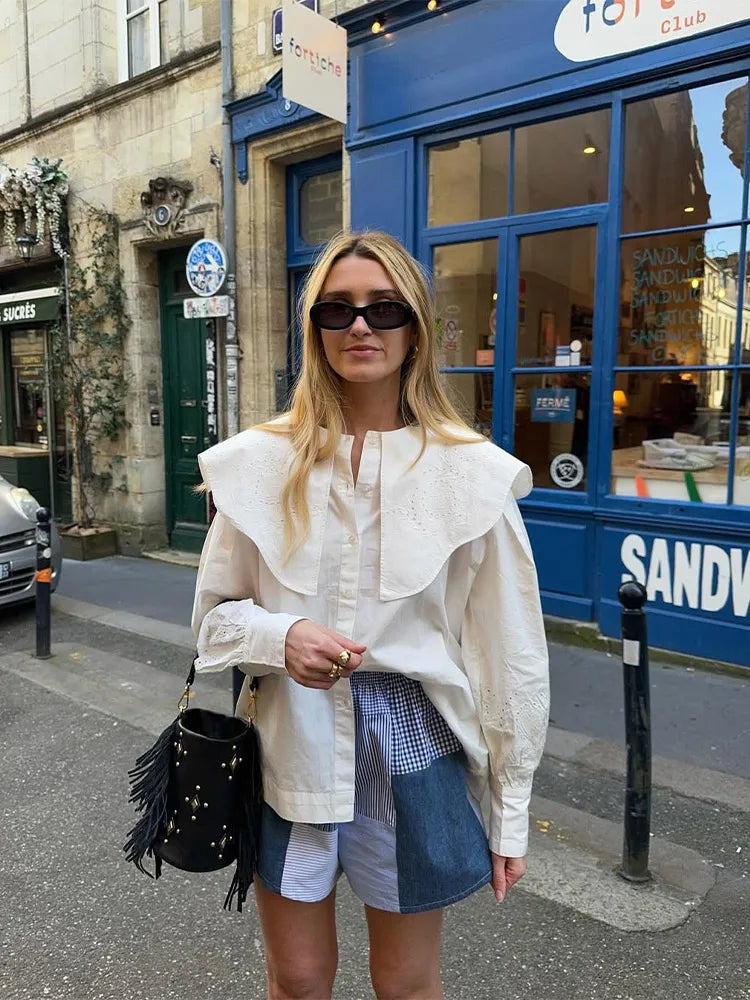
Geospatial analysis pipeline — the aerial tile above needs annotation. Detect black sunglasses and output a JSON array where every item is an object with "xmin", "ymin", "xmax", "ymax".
[{"xmin": 310, "ymin": 299, "xmax": 415, "ymax": 331}]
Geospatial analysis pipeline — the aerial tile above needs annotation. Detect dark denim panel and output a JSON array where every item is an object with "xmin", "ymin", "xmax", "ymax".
[
  {"xmin": 392, "ymin": 751, "xmax": 492, "ymax": 912},
  {"xmin": 255, "ymin": 802, "xmax": 294, "ymax": 892}
]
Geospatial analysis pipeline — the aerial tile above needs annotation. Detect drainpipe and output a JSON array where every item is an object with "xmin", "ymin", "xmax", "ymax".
[
  {"xmin": 21, "ymin": 0, "xmax": 32, "ymax": 120},
  {"xmin": 220, "ymin": 0, "xmax": 239, "ymax": 438}
]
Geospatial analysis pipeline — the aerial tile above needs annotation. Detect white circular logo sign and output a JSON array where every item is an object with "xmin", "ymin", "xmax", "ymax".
[
  {"xmin": 185, "ymin": 239, "xmax": 227, "ymax": 297},
  {"xmin": 550, "ymin": 453, "xmax": 584, "ymax": 490}
]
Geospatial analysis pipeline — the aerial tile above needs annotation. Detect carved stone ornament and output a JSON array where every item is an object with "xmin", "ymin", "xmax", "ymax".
[{"xmin": 140, "ymin": 177, "xmax": 194, "ymax": 237}]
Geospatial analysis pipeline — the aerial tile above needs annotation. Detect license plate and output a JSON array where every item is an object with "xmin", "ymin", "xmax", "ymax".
[{"xmin": 0, "ymin": 562, "xmax": 9, "ymax": 581}]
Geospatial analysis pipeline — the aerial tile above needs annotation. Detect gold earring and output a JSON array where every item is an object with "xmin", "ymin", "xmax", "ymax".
[{"xmin": 412, "ymin": 344, "xmax": 419, "ymax": 355}]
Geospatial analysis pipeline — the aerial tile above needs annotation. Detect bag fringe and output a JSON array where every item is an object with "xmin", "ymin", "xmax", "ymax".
[
  {"xmin": 224, "ymin": 738, "xmax": 263, "ymax": 913},
  {"xmin": 123, "ymin": 719, "xmax": 177, "ymax": 878}
]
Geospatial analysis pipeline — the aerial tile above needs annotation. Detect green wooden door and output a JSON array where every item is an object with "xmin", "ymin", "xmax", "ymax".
[{"xmin": 159, "ymin": 249, "xmax": 209, "ymax": 552}]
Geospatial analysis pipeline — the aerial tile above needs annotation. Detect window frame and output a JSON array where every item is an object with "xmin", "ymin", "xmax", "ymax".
[
  {"xmin": 417, "ymin": 62, "xmax": 750, "ymax": 523},
  {"xmin": 118, "ymin": 0, "xmax": 163, "ymax": 82}
]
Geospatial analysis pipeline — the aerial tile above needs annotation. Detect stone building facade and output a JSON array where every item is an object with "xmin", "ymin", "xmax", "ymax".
[{"xmin": 0, "ymin": 0, "xmax": 365, "ymax": 554}]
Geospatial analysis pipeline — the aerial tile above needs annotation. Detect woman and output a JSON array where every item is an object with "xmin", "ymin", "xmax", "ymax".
[{"xmin": 192, "ymin": 231, "xmax": 549, "ymax": 1000}]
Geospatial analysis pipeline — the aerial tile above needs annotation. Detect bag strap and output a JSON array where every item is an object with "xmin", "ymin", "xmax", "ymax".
[{"xmin": 179, "ymin": 655, "xmax": 258, "ymax": 715}]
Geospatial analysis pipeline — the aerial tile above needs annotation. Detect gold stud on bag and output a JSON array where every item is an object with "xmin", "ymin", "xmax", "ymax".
[{"xmin": 123, "ymin": 656, "xmax": 262, "ymax": 912}]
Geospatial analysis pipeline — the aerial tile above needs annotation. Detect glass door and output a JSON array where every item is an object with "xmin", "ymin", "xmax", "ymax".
[{"xmin": 500, "ymin": 214, "xmax": 607, "ymax": 500}]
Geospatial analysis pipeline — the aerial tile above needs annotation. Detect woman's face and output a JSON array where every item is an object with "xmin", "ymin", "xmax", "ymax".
[{"xmin": 316, "ymin": 255, "xmax": 414, "ymax": 387}]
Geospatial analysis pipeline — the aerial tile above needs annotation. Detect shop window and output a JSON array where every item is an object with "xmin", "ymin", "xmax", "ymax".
[
  {"xmin": 618, "ymin": 227, "xmax": 743, "ymax": 367},
  {"xmin": 433, "ymin": 240, "xmax": 497, "ymax": 437},
  {"xmin": 516, "ymin": 227, "xmax": 597, "ymax": 368},
  {"xmin": 623, "ymin": 78, "xmax": 748, "ymax": 233},
  {"xmin": 733, "ymin": 373, "xmax": 750, "ymax": 506},
  {"xmin": 9, "ymin": 329, "xmax": 47, "ymax": 447},
  {"xmin": 610, "ymin": 369, "xmax": 736, "ymax": 505},
  {"xmin": 428, "ymin": 133, "xmax": 510, "ymax": 227},
  {"xmin": 513, "ymin": 109, "xmax": 610, "ymax": 214},
  {"xmin": 513, "ymin": 373, "xmax": 591, "ymax": 492},
  {"xmin": 299, "ymin": 170, "xmax": 342, "ymax": 246}
]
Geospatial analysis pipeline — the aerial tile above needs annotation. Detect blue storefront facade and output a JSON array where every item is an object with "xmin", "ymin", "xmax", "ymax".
[{"xmin": 232, "ymin": 0, "xmax": 750, "ymax": 667}]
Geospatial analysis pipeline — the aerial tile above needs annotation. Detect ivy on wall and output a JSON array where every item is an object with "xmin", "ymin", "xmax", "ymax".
[{"xmin": 52, "ymin": 206, "xmax": 130, "ymax": 530}]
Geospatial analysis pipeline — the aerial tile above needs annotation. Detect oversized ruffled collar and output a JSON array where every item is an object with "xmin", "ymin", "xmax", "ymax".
[{"xmin": 198, "ymin": 421, "xmax": 531, "ymax": 600}]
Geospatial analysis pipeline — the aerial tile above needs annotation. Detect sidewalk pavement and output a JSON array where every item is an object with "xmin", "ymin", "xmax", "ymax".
[
  {"xmin": 0, "ymin": 555, "xmax": 745, "ymax": 998},
  {"xmin": 56, "ymin": 555, "xmax": 750, "ymax": 780}
]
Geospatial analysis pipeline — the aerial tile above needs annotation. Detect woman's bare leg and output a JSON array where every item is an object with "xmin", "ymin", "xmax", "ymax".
[
  {"xmin": 365, "ymin": 905, "xmax": 444, "ymax": 1000},
  {"xmin": 254, "ymin": 879, "xmax": 338, "ymax": 999}
]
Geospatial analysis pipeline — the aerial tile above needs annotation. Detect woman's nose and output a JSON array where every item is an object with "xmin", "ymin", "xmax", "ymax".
[{"xmin": 349, "ymin": 314, "xmax": 372, "ymax": 336}]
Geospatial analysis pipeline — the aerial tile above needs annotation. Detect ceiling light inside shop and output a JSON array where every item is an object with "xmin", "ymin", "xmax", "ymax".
[
  {"xmin": 583, "ymin": 145, "xmax": 597, "ymax": 155},
  {"xmin": 683, "ymin": 206, "xmax": 695, "ymax": 213},
  {"xmin": 427, "ymin": 0, "xmax": 439, "ymax": 9},
  {"xmin": 371, "ymin": 18, "xmax": 384, "ymax": 33}
]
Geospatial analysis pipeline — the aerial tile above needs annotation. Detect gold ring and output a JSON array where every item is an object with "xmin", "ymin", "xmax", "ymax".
[
  {"xmin": 337, "ymin": 649, "xmax": 352, "ymax": 668},
  {"xmin": 328, "ymin": 662, "xmax": 343, "ymax": 679}
]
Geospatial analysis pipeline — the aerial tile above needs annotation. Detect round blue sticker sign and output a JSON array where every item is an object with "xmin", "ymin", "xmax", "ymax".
[{"xmin": 185, "ymin": 239, "xmax": 227, "ymax": 296}]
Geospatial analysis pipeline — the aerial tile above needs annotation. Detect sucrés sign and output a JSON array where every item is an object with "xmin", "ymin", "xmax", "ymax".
[{"xmin": 555, "ymin": 0, "xmax": 749, "ymax": 63}]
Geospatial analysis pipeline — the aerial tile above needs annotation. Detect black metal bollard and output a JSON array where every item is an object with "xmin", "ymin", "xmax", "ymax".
[
  {"xmin": 617, "ymin": 581, "xmax": 652, "ymax": 883},
  {"xmin": 35, "ymin": 507, "xmax": 52, "ymax": 660}
]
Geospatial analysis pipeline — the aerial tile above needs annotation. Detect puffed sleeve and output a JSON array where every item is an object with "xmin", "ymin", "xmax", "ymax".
[
  {"xmin": 460, "ymin": 494, "xmax": 550, "ymax": 857},
  {"xmin": 191, "ymin": 512, "xmax": 305, "ymax": 675}
]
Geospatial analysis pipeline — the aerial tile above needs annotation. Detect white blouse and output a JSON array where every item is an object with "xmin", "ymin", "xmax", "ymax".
[{"xmin": 192, "ymin": 422, "xmax": 549, "ymax": 857}]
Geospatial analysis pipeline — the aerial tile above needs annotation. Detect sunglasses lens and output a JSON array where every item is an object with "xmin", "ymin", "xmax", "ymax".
[
  {"xmin": 366, "ymin": 301, "xmax": 413, "ymax": 329},
  {"xmin": 311, "ymin": 302, "xmax": 355, "ymax": 329}
]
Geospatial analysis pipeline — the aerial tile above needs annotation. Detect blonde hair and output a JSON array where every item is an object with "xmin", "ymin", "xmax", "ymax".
[{"xmin": 259, "ymin": 230, "xmax": 481, "ymax": 555}]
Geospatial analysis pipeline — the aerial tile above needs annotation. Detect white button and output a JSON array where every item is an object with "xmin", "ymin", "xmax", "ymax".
[
  {"xmin": 347, "ymin": 534, "xmax": 356, "ymax": 545},
  {"xmin": 342, "ymin": 589, "xmax": 355, "ymax": 600},
  {"xmin": 362, "ymin": 484, "xmax": 373, "ymax": 496}
]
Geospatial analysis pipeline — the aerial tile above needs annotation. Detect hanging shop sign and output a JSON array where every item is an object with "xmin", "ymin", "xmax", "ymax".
[
  {"xmin": 185, "ymin": 240, "xmax": 227, "ymax": 297},
  {"xmin": 555, "ymin": 0, "xmax": 749, "ymax": 64},
  {"xmin": 272, "ymin": 0, "xmax": 319, "ymax": 54},
  {"xmin": 531, "ymin": 388, "xmax": 577, "ymax": 423},
  {"xmin": 0, "ymin": 287, "xmax": 60, "ymax": 327},
  {"xmin": 183, "ymin": 295, "xmax": 230, "ymax": 320},
  {"xmin": 282, "ymin": 0, "xmax": 347, "ymax": 125}
]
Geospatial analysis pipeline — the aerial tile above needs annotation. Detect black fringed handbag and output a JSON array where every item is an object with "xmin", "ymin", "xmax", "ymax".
[{"xmin": 123, "ymin": 658, "xmax": 261, "ymax": 911}]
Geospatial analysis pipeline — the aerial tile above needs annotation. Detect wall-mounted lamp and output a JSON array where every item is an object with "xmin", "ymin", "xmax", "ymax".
[
  {"xmin": 371, "ymin": 17, "xmax": 385, "ymax": 33},
  {"xmin": 427, "ymin": 0, "xmax": 439, "ymax": 9},
  {"xmin": 15, "ymin": 232, "xmax": 38, "ymax": 263}
]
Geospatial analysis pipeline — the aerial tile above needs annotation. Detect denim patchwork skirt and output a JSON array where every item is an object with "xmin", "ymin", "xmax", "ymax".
[{"xmin": 256, "ymin": 671, "xmax": 493, "ymax": 913}]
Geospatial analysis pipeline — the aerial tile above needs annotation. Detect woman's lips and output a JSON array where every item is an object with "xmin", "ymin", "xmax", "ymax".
[{"xmin": 345, "ymin": 347, "xmax": 380, "ymax": 354}]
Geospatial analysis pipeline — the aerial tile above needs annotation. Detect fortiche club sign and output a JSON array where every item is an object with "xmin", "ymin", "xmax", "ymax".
[
  {"xmin": 282, "ymin": 0, "xmax": 347, "ymax": 124},
  {"xmin": 555, "ymin": 0, "xmax": 749, "ymax": 62}
]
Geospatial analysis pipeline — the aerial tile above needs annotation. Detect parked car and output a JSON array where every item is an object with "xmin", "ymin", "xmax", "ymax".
[{"xmin": 0, "ymin": 476, "xmax": 61, "ymax": 609}]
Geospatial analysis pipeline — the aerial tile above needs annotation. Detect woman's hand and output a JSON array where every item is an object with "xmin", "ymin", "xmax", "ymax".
[
  {"xmin": 491, "ymin": 853, "xmax": 526, "ymax": 902},
  {"xmin": 284, "ymin": 620, "xmax": 366, "ymax": 689}
]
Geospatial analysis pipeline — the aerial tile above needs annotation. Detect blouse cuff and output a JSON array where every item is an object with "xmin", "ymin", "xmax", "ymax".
[
  {"xmin": 197, "ymin": 599, "xmax": 305, "ymax": 674},
  {"xmin": 489, "ymin": 783, "xmax": 532, "ymax": 857}
]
